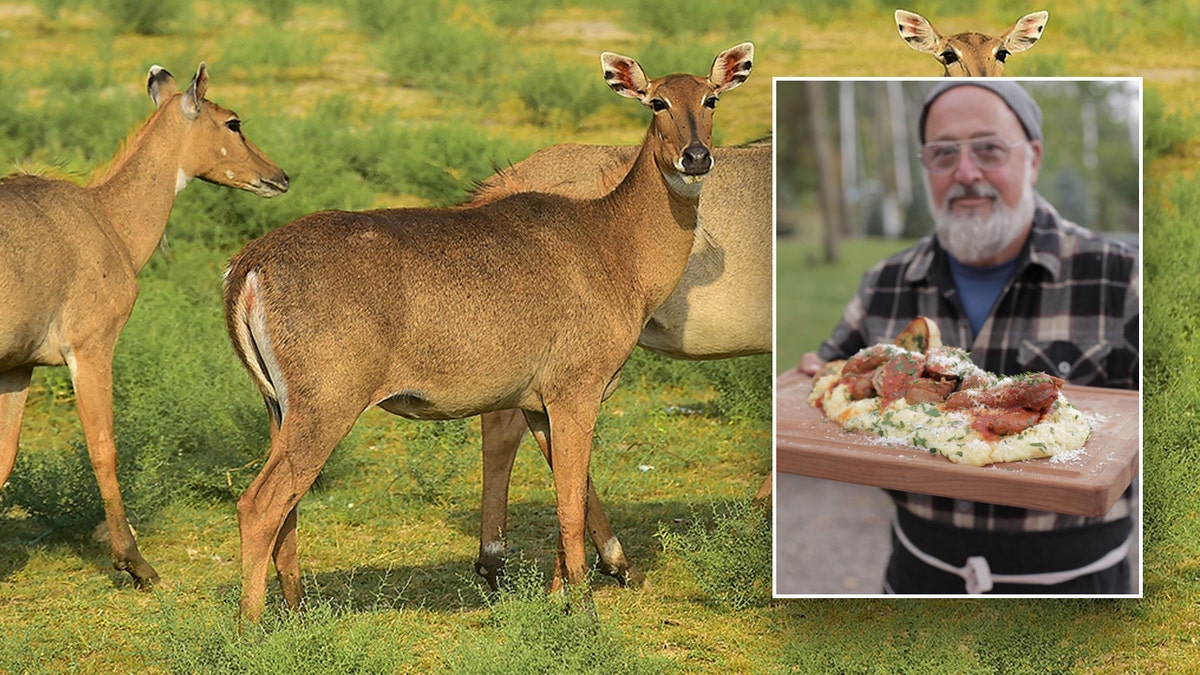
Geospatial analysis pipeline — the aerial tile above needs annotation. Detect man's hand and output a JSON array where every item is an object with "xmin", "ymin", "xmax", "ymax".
[{"xmin": 798, "ymin": 352, "xmax": 824, "ymax": 376}]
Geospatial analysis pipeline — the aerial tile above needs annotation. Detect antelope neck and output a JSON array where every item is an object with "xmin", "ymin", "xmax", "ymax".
[
  {"xmin": 602, "ymin": 132, "xmax": 704, "ymax": 317},
  {"xmin": 90, "ymin": 105, "xmax": 189, "ymax": 273}
]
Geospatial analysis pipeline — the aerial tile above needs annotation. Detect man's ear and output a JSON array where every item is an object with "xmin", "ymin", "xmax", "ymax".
[{"xmin": 1027, "ymin": 140, "xmax": 1043, "ymax": 183}]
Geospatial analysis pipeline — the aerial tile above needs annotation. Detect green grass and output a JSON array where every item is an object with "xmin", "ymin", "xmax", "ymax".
[{"xmin": 775, "ymin": 236, "xmax": 915, "ymax": 374}]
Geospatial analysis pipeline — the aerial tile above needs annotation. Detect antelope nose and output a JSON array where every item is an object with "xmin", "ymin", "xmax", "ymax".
[
  {"xmin": 270, "ymin": 172, "xmax": 291, "ymax": 193},
  {"xmin": 681, "ymin": 143, "xmax": 712, "ymax": 175}
]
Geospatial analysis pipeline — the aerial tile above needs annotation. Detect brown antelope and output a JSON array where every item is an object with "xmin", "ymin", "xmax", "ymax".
[
  {"xmin": 895, "ymin": 9, "xmax": 1049, "ymax": 76},
  {"xmin": 223, "ymin": 43, "xmax": 753, "ymax": 622},
  {"xmin": 0, "ymin": 63, "xmax": 288, "ymax": 588},
  {"xmin": 466, "ymin": 143, "xmax": 771, "ymax": 589}
]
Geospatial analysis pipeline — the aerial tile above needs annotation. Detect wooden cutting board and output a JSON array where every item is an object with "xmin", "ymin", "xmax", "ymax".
[{"xmin": 775, "ymin": 368, "xmax": 1139, "ymax": 517}]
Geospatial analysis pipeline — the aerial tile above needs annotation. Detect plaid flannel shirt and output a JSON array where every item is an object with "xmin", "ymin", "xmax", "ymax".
[{"xmin": 818, "ymin": 197, "xmax": 1139, "ymax": 532}]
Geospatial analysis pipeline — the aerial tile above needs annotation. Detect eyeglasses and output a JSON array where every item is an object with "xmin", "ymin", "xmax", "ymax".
[{"xmin": 920, "ymin": 136, "xmax": 1028, "ymax": 174}]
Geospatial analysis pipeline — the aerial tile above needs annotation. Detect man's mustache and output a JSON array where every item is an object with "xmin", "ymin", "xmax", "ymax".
[{"xmin": 945, "ymin": 182, "xmax": 1000, "ymax": 200}]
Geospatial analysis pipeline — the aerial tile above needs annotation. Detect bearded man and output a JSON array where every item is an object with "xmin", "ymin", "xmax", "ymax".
[{"xmin": 799, "ymin": 81, "xmax": 1139, "ymax": 594}]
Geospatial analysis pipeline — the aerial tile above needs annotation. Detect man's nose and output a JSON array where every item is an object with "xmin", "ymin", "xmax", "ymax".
[{"xmin": 952, "ymin": 146, "xmax": 985, "ymax": 184}]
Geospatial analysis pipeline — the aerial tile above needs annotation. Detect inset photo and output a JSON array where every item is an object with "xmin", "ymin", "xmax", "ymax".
[{"xmin": 773, "ymin": 79, "xmax": 1142, "ymax": 597}]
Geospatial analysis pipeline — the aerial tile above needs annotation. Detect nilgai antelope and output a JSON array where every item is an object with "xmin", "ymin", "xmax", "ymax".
[
  {"xmin": 466, "ymin": 143, "xmax": 771, "ymax": 589},
  {"xmin": 223, "ymin": 43, "xmax": 753, "ymax": 621},
  {"xmin": 895, "ymin": 9, "xmax": 1049, "ymax": 76},
  {"xmin": 0, "ymin": 64, "xmax": 288, "ymax": 587}
]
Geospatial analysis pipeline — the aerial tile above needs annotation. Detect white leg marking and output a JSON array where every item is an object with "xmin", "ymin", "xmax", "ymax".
[{"xmin": 601, "ymin": 537, "xmax": 626, "ymax": 565}]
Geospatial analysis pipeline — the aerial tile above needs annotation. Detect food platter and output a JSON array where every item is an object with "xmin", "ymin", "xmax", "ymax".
[{"xmin": 775, "ymin": 368, "xmax": 1139, "ymax": 517}]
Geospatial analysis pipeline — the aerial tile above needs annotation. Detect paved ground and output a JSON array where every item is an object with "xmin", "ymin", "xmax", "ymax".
[
  {"xmin": 774, "ymin": 473, "xmax": 892, "ymax": 595},
  {"xmin": 773, "ymin": 472, "xmax": 1143, "ymax": 596}
]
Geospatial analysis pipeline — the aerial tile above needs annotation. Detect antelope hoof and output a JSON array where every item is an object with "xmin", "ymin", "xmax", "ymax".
[
  {"xmin": 619, "ymin": 564, "xmax": 647, "ymax": 589},
  {"xmin": 115, "ymin": 558, "xmax": 161, "ymax": 590},
  {"xmin": 475, "ymin": 559, "xmax": 505, "ymax": 593},
  {"xmin": 600, "ymin": 559, "xmax": 646, "ymax": 589},
  {"xmin": 475, "ymin": 543, "xmax": 508, "ymax": 592}
]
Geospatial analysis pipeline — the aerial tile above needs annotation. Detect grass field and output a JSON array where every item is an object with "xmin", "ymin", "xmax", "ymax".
[
  {"xmin": 0, "ymin": 0, "xmax": 1197, "ymax": 672},
  {"xmin": 775, "ymin": 236, "xmax": 914, "ymax": 374}
]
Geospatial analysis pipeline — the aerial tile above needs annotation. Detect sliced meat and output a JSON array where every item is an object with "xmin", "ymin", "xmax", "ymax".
[
  {"xmin": 873, "ymin": 352, "xmax": 925, "ymax": 410},
  {"xmin": 844, "ymin": 373, "xmax": 877, "ymax": 400},
  {"xmin": 959, "ymin": 371, "xmax": 996, "ymax": 391},
  {"xmin": 945, "ymin": 372, "xmax": 1063, "ymax": 414},
  {"xmin": 843, "ymin": 344, "xmax": 901, "ymax": 375},
  {"xmin": 972, "ymin": 409, "xmax": 1042, "ymax": 437},
  {"xmin": 905, "ymin": 377, "xmax": 956, "ymax": 405}
]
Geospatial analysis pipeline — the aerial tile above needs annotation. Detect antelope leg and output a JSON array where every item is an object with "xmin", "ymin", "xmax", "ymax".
[
  {"xmin": 237, "ymin": 404, "xmax": 355, "ymax": 623},
  {"xmin": 0, "ymin": 367, "xmax": 32, "ymax": 490},
  {"xmin": 69, "ymin": 351, "xmax": 159, "ymax": 588},
  {"xmin": 476, "ymin": 408, "xmax": 525, "ymax": 591}
]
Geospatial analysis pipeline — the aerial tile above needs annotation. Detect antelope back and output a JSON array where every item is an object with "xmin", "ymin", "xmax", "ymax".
[
  {"xmin": 143, "ymin": 63, "xmax": 288, "ymax": 197},
  {"xmin": 895, "ymin": 10, "xmax": 1048, "ymax": 76},
  {"xmin": 466, "ymin": 144, "xmax": 632, "ymax": 207}
]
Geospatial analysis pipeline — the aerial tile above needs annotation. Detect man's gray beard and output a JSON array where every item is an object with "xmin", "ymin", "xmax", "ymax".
[{"xmin": 928, "ymin": 177, "xmax": 1036, "ymax": 265}]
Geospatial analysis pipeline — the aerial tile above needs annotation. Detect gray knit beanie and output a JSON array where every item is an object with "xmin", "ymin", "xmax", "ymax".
[{"xmin": 918, "ymin": 81, "xmax": 1043, "ymax": 143}]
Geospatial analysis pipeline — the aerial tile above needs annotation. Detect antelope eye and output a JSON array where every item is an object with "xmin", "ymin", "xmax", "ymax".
[
  {"xmin": 704, "ymin": 96, "xmax": 719, "ymax": 109},
  {"xmin": 996, "ymin": 49, "xmax": 1010, "ymax": 63},
  {"xmin": 940, "ymin": 50, "xmax": 959, "ymax": 65},
  {"xmin": 226, "ymin": 119, "xmax": 242, "ymax": 133},
  {"xmin": 650, "ymin": 99, "xmax": 669, "ymax": 112}
]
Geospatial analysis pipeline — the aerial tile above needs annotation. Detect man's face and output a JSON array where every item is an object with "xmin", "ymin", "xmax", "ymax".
[
  {"xmin": 922, "ymin": 86, "xmax": 1043, "ymax": 265},
  {"xmin": 923, "ymin": 86, "xmax": 1042, "ymax": 216}
]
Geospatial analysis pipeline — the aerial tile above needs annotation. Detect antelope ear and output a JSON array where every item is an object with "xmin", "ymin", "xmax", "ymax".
[
  {"xmin": 147, "ymin": 65, "xmax": 176, "ymax": 107},
  {"xmin": 601, "ymin": 52, "xmax": 650, "ymax": 102},
  {"xmin": 181, "ymin": 62, "xmax": 208, "ymax": 121},
  {"xmin": 1001, "ymin": 10, "xmax": 1049, "ymax": 53},
  {"xmin": 895, "ymin": 9, "xmax": 942, "ymax": 54},
  {"xmin": 709, "ymin": 42, "xmax": 753, "ymax": 93}
]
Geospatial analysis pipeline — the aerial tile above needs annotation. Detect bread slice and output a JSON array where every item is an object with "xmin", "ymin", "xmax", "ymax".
[{"xmin": 893, "ymin": 316, "xmax": 942, "ymax": 354}]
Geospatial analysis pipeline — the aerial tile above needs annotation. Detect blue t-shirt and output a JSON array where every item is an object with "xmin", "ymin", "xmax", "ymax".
[{"xmin": 946, "ymin": 254, "xmax": 1019, "ymax": 336}]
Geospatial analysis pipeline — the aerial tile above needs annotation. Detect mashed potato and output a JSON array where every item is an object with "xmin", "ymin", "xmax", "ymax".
[{"xmin": 810, "ymin": 371, "xmax": 1093, "ymax": 467}]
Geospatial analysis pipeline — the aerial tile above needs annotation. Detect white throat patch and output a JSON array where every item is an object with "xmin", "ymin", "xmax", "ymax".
[
  {"xmin": 662, "ymin": 167, "xmax": 706, "ymax": 199},
  {"xmin": 175, "ymin": 168, "xmax": 191, "ymax": 194}
]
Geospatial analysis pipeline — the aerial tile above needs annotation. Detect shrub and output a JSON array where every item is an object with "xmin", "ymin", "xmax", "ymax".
[
  {"xmin": 219, "ymin": 25, "xmax": 331, "ymax": 75},
  {"xmin": 370, "ymin": 3, "xmax": 498, "ymax": 103},
  {"xmin": 511, "ymin": 52, "xmax": 608, "ymax": 129},
  {"xmin": 1012, "ymin": 52, "xmax": 1065, "ymax": 77},
  {"xmin": 341, "ymin": 0, "xmax": 419, "ymax": 34},
  {"xmin": 704, "ymin": 355, "xmax": 772, "ymax": 423},
  {"xmin": 400, "ymin": 420, "xmax": 475, "ymax": 504},
  {"xmin": 486, "ymin": 0, "xmax": 551, "ymax": 29},
  {"xmin": 448, "ymin": 558, "xmax": 668, "ymax": 674},
  {"xmin": 623, "ymin": 0, "xmax": 759, "ymax": 38},
  {"xmin": 656, "ymin": 499, "xmax": 771, "ymax": 611},
  {"xmin": 1144, "ymin": 86, "xmax": 1199, "ymax": 160},
  {"xmin": 100, "ymin": 0, "xmax": 190, "ymax": 35},
  {"xmin": 150, "ymin": 595, "xmax": 418, "ymax": 673},
  {"xmin": 259, "ymin": 0, "xmax": 295, "ymax": 25}
]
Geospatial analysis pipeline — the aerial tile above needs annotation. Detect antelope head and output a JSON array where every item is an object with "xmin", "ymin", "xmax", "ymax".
[
  {"xmin": 147, "ymin": 63, "xmax": 290, "ymax": 197},
  {"xmin": 601, "ymin": 42, "xmax": 753, "ymax": 198},
  {"xmin": 895, "ymin": 10, "xmax": 1048, "ymax": 76}
]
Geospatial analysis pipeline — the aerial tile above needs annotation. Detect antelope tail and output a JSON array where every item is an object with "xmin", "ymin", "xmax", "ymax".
[{"xmin": 226, "ymin": 268, "xmax": 288, "ymax": 426}]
